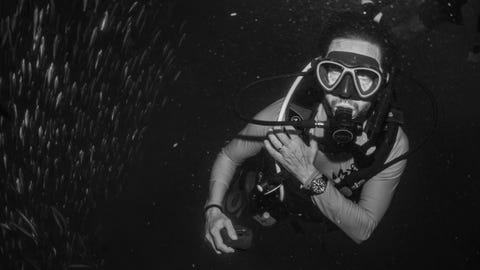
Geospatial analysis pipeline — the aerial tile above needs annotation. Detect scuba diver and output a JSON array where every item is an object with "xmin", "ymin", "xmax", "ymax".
[{"xmin": 203, "ymin": 10, "xmax": 409, "ymax": 254}]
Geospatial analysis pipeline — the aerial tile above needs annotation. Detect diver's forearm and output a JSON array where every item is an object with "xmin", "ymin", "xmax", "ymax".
[
  {"xmin": 205, "ymin": 149, "xmax": 239, "ymax": 206},
  {"xmin": 206, "ymin": 181, "xmax": 230, "ymax": 206},
  {"xmin": 311, "ymin": 183, "xmax": 377, "ymax": 243}
]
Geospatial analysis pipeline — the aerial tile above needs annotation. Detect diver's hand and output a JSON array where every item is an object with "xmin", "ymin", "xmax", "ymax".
[
  {"xmin": 264, "ymin": 126, "xmax": 319, "ymax": 185},
  {"xmin": 204, "ymin": 207, "xmax": 237, "ymax": 254}
]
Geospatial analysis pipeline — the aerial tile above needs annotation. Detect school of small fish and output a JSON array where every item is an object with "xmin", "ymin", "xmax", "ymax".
[{"xmin": 0, "ymin": 0, "xmax": 184, "ymax": 268}]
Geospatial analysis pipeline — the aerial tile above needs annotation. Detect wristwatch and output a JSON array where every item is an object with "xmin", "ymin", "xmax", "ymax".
[{"xmin": 307, "ymin": 175, "xmax": 328, "ymax": 195}]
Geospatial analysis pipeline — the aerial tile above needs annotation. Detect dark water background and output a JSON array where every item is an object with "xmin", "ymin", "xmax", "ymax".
[{"xmin": 99, "ymin": 1, "xmax": 480, "ymax": 269}]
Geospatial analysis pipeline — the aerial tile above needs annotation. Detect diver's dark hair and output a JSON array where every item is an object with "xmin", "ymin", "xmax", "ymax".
[{"xmin": 318, "ymin": 11, "xmax": 396, "ymax": 73}]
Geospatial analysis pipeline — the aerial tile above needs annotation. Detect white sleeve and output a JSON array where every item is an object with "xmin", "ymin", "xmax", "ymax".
[{"xmin": 312, "ymin": 127, "xmax": 409, "ymax": 243}]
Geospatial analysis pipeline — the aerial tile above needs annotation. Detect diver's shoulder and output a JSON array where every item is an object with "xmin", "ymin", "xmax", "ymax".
[{"xmin": 252, "ymin": 98, "xmax": 285, "ymax": 121}]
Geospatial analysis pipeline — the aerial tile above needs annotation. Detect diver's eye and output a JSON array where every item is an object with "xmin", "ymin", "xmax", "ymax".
[
  {"xmin": 326, "ymin": 65, "xmax": 342, "ymax": 85},
  {"xmin": 327, "ymin": 70, "xmax": 341, "ymax": 85},
  {"xmin": 317, "ymin": 62, "xmax": 345, "ymax": 89},
  {"xmin": 355, "ymin": 70, "xmax": 377, "ymax": 92},
  {"xmin": 357, "ymin": 74, "xmax": 373, "ymax": 90}
]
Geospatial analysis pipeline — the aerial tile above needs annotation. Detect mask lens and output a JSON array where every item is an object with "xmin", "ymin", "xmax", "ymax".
[
  {"xmin": 317, "ymin": 62, "xmax": 343, "ymax": 89},
  {"xmin": 355, "ymin": 69, "xmax": 380, "ymax": 96},
  {"xmin": 327, "ymin": 67, "xmax": 342, "ymax": 85}
]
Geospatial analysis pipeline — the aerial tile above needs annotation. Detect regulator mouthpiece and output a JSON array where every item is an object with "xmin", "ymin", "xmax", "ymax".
[{"xmin": 330, "ymin": 107, "xmax": 362, "ymax": 145}]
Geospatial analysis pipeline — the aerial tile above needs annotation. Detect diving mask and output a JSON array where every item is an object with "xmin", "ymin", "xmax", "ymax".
[{"xmin": 316, "ymin": 59, "xmax": 384, "ymax": 100}]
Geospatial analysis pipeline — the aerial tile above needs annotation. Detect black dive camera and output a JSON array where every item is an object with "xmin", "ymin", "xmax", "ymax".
[{"xmin": 220, "ymin": 225, "xmax": 253, "ymax": 250}]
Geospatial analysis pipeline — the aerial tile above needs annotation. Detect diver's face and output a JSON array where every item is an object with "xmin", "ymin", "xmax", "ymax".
[{"xmin": 323, "ymin": 38, "xmax": 383, "ymax": 119}]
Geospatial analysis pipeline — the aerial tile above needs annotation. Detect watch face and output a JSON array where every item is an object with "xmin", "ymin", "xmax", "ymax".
[{"xmin": 310, "ymin": 176, "xmax": 327, "ymax": 195}]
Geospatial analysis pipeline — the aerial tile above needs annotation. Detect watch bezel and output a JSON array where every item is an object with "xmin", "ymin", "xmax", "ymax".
[{"xmin": 309, "ymin": 175, "xmax": 328, "ymax": 195}]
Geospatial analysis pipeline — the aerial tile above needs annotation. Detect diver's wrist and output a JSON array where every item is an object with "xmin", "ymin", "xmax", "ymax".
[
  {"xmin": 302, "ymin": 168, "xmax": 322, "ymax": 186},
  {"xmin": 204, "ymin": 204, "xmax": 224, "ymax": 218}
]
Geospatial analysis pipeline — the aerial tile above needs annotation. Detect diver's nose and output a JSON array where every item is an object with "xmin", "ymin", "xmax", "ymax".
[{"xmin": 337, "ymin": 74, "xmax": 354, "ymax": 99}]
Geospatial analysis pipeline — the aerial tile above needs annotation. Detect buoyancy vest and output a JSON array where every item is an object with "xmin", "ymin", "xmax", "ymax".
[{"xmin": 247, "ymin": 103, "xmax": 404, "ymax": 223}]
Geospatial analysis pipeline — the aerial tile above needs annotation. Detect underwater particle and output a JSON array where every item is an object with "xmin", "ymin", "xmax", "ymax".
[
  {"xmin": 173, "ymin": 70, "xmax": 182, "ymax": 82},
  {"xmin": 230, "ymin": 12, "xmax": 238, "ymax": 17},
  {"xmin": 100, "ymin": 11, "xmax": 109, "ymax": 31},
  {"xmin": 178, "ymin": 33, "xmax": 186, "ymax": 47},
  {"xmin": 172, "ymin": 142, "xmax": 178, "ymax": 148}
]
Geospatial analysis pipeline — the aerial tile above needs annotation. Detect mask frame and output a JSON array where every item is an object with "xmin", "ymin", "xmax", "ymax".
[{"xmin": 316, "ymin": 59, "xmax": 386, "ymax": 100}]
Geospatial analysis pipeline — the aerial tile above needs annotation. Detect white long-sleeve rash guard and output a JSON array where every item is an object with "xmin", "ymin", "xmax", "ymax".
[{"xmin": 208, "ymin": 99, "xmax": 409, "ymax": 243}]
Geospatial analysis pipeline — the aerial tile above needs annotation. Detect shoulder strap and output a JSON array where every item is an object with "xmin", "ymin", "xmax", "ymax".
[{"xmin": 335, "ymin": 109, "xmax": 403, "ymax": 199}]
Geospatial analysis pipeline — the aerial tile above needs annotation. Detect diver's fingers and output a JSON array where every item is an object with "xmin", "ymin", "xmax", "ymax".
[
  {"xmin": 273, "ymin": 125, "xmax": 298, "ymax": 144},
  {"xmin": 224, "ymin": 219, "xmax": 238, "ymax": 241},
  {"xmin": 273, "ymin": 129, "xmax": 291, "ymax": 146},
  {"xmin": 267, "ymin": 130, "xmax": 284, "ymax": 150},
  {"xmin": 211, "ymin": 226, "xmax": 235, "ymax": 253},
  {"xmin": 205, "ymin": 233, "xmax": 220, "ymax": 254},
  {"xmin": 264, "ymin": 140, "xmax": 283, "ymax": 161},
  {"xmin": 284, "ymin": 125, "xmax": 301, "ymax": 140}
]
